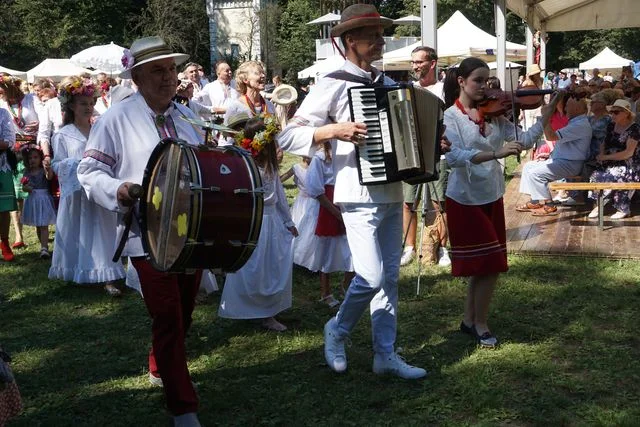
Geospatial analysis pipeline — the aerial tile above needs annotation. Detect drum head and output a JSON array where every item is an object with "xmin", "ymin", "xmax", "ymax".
[{"xmin": 141, "ymin": 140, "xmax": 197, "ymax": 271}]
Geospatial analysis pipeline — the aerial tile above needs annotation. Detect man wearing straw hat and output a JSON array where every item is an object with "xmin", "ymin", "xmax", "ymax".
[
  {"xmin": 77, "ymin": 36, "xmax": 203, "ymax": 427},
  {"xmin": 278, "ymin": 4, "xmax": 427, "ymax": 380}
]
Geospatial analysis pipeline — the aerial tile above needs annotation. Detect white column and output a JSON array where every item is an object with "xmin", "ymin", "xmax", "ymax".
[
  {"xmin": 420, "ymin": 0, "xmax": 437, "ymax": 49},
  {"xmin": 525, "ymin": 5, "xmax": 534, "ymax": 69},
  {"xmin": 494, "ymin": 0, "xmax": 507, "ymax": 89},
  {"xmin": 540, "ymin": 25, "xmax": 547, "ymax": 78}
]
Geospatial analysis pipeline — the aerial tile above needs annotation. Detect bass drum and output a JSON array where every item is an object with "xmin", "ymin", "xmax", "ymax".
[{"xmin": 140, "ymin": 138, "xmax": 263, "ymax": 272}]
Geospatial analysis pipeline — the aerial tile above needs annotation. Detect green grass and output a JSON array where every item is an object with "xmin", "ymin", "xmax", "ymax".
[{"xmin": 2, "ymin": 154, "xmax": 640, "ymax": 426}]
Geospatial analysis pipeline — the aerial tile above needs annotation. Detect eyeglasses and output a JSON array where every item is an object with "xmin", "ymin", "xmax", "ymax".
[
  {"xmin": 410, "ymin": 60, "xmax": 433, "ymax": 65},
  {"xmin": 609, "ymin": 110, "xmax": 624, "ymax": 115}
]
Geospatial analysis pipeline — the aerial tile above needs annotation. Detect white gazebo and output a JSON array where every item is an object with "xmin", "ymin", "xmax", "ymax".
[
  {"xmin": 382, "ymin": 11, "xmax": 527, "ymax": 70},
  {"xmin": 579, "ymin": 47, "xmax": 634, "ymax": 70},
  {"xmin": 0, "ymin": 65, "xmax": 27, "ymax": 80},
  {"xmin": 298, "ymin": 55, "xmax": 345, "ymax": 79},
  {"xmin": 26, "ymin": 59, "xmax": 92, "ymax": 83}
]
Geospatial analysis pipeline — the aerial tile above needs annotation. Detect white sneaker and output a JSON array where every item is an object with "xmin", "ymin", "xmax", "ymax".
[
  {"xmin": 174, "ymin": 412, "xmax": 201, "ymax": 427},
  {"xmin": 324, "ymin": 318, "xmax": 347, "ymax": 373},
  {"xmin": 561, "ymin": 196, "xmax": 585, "ymax": 206},
  {"xmin": 437, "ymin": 247, "xmax": 451, "ymax": 267},
  {"xmin": 400, "ymin": 246, "xmax": 415, "ymax": 266},
  {"xmin": 611, "ymin": 211, "xmax": 629, "ymax": 220},
  {"xmin": 373, "ymin": 352, "xmax": 427, "ymax": 379},
  {"xmin": 588, "ymin": 206, "xmax": 599, "ymax": 219}
]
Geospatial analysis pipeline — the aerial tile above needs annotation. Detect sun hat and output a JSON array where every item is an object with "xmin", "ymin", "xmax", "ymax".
[
  {"xmin": 607, "ymin": 99, "xmax": 634, "ymax": 116},
  {"xmin": 120, "ymin": 36, "xmax": 189, "ymax": 79},
  {"xmin": 226, "ymin": 112, "xmax": 251, "ymax": 130},
  {"xmin": 270, "ymin": 84, "xmax": 298, "ymax": 106},
  {"xmin": 526, "ymin": 64, "xmax": 543, "ymax": 77},
  {"xmin": 330, "ymin": 4, "xmax": 393, "ymax": 37}
]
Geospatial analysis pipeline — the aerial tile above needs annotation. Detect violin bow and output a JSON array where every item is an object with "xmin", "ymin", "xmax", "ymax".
[{"xmin": 507, "ymin": 64, "xmax": 521, "ymax": 164}]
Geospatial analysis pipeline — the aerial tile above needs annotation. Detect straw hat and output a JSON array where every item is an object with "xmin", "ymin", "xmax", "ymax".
[
  {"xmin": 120, "ymin": 36, "xmax": 189, "ymax": 78},
  {"xmin": 607, "ymin": 99, "xmax": 635, "ymax": 117},
  {"xmin": 226, "ymin": 112, "xmax": 251, "ymax": 130},
  {"xmin": 330, "ymin": 4, "xmax": 393, "ymax": 37},
  {"xmin": 526, "ymin": 63, "xmax": 543, "ymax": 77},
  {"xmin": 270, "ymin": 84, "xmax": 298, "ymax": 106}
]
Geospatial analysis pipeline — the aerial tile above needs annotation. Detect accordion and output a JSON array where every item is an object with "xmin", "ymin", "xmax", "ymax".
[{"xmin": 347, "ymin": 84, "xmax": 443, "ymax": 186}]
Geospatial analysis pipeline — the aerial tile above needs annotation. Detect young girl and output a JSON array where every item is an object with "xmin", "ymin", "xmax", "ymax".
[
  {"xmin": 286, "ymin": 156, "xmax": 316, "ymax": 264},
  {"xmin": 20, "ymin": 146, "xmax": 56, "ymax": 258},
  {"xmin": 296, "ymin": 144, "xmax": 354, "ymax": 307},
  {"xmin": 47, "ymin": 76, "xmax": 125, "ymax": 296},
  {"xmin": 442, "ymin": 57, "xmax": 556, "ymax": 348},
  {"xmin": 218, "ymin": 114, "xmax": 298, "ymax": 331}
]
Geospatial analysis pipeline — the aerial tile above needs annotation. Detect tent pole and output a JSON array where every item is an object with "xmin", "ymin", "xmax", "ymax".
[
  {"xmin": 494, "ymin": 0, "xmax": 507, "ymax": 89},
  {"xmin": 420, "ymin": 0, "xmax": 437, "ymax": 49}
]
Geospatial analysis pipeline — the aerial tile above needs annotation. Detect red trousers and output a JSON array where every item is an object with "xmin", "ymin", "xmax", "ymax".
[{"xmin": 131, "ymin": 258, "xmax": 201, "ymax": 415}]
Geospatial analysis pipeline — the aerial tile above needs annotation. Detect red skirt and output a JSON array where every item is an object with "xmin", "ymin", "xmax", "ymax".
[
  {"xmin": 445, "ymin": 197, "xmax": 508, "ymax": 277},
  {"xmin": 315, "ymin": 185, "xmax": 345, "ymax": 237}
]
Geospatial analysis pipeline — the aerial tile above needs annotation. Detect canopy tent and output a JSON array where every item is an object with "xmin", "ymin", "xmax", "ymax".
[
  {"xmin": 0, "ymin": 65, "xmax": 27, "ymax": 80},
  {"xmin": 506, "ymin": 0, "xmax": 640, "ymax": 32},
  {"xmin": 382, "ymin": 11, "xmax": 527, "ymax": 69},
  {"xmin": 393, "ymin": 15, "xmax": 421, "ymax": 25},
  {"xmin": 26, "ymin": 59, "xmax": 92, "ymax": 83},
  {"xmin": 298, "ymin": 55, "xmax": 344, "ymax": 79},
  {"xmin": 579, "ymin": 47, "xmax": 633, "ymax": 70},
  {"xmin": 307, "ymin": 13, "xmax": 341, "ymax": 25}
]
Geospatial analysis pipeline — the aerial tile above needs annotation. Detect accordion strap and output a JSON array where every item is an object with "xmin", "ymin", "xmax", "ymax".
[{"xmin": 324, "ymin": 70, "xmax": 385, "ymax": 86}]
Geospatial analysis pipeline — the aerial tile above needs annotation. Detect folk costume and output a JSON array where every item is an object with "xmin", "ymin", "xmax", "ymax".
[
  {"xmin": 290, "ymin": 162, "xmax": 318, "ymax": 268},
  {"xmin": 48, "ymin": 124, "xmax": 125, "ymax": 283},
  {"xmin": 0, "ymin": 108, "xmax": 16, "ymax": 214},
  {"xmin": 21, "ymin": 168, "xmax": 56, "ymax": 227},
  {"xmin": 221, "ymin": 97, "xmax": 275, "ymax": 146},
  {"xmin": 444, "ymin": 101, "xmax": 544, "ymax": 276},
  {"xmin": 299, "ymin": 151, "xmax": 352, "ymax": 274},
  {"xmin": 278, "ymin": 60, "xmax": 407, "ymax": 359},
  {"xmin": 77, "ymin": 35, "xmax": 202, "ymax": 418}
]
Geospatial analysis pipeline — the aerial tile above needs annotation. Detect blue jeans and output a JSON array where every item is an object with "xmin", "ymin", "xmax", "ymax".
[{"xmin": 333, "ymin": 202, "xmax": 402, "ymax": 355}]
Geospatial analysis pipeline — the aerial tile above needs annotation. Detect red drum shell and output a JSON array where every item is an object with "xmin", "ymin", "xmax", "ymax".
[{"xmin": 140, "ymin": 138, "xmax": 263, "ymax": 272}]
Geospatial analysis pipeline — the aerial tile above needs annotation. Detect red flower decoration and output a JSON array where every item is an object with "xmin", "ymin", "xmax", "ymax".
[{"xmin": 20, "ymin": 176, "xmax": 29, "ymax": 185}]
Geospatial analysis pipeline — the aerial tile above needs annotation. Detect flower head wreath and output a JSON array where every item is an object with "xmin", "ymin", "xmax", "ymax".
[
  {"xmin": 234, "ymin": 113, "xmax": 280, "ymax": 158},
  {"xmin": 0, "ymin": 75, "xmax": 21, "ymax": 87},
  {"xmin": 57, "ymin": 79, "xmax": 97, "ymax": 107}
]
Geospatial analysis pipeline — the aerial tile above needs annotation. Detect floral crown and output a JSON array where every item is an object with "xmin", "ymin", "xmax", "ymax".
[
  {"xmin": 234, "ymin": 114, "xmax": 280, "ymax": 157},
  {"xmin": 121, "ymin": 49, "xmax": 135, "ymax": 70},
  {"xmin": 0, "ymin": 75, "xmax": 21, "ymax": 87},
  {"xmin": 58, "ymin": 80, "xmax": 97, "ymax": 106}
]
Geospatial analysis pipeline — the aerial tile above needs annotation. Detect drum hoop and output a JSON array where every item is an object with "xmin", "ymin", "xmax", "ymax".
[
  {"xmin": 170, "ymin": 144, "xmax": 202, "ymax": 271},
  {"xmin": 227, "ymin": 147, "xmax": 264, "ymax": 271},
  {"xmin": 140, "ymin": 137, "xmax": 191, "ymax": 272}
]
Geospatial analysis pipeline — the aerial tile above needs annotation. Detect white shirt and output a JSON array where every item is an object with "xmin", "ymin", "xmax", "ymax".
[
  {"xmin": 415, "ymin": 80, "xmax": 444, "ymax": 102},
  {"xmin": 444, "ymin": 104, "xmax": 543, "ymax": 205},
  {"xmin": 278, "ymin": 60, "xmax": 402, "ymax": 204},
  {"xmin": 77, "ymin": 92, "xmax": 202, "ymax": 256},
  {"xmin": 38, "ymin": 97, "xmax": 63, "ymax": 145},
  {"xmin": 199, "ymin": 79, "xmax": 239, "ymax": 109},
  {"xmin": 0, "ymin": 108, "xmax": 15, "ymax": 173}
]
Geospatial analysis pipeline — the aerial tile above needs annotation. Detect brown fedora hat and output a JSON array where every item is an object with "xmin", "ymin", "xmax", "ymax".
[
  {"xmin": 120, "ymin": 36, "xmax": 189, "ymax": 78},
  {"xmin": 330, "ymin": 4, "xmax": 393, "ymax": 37}
]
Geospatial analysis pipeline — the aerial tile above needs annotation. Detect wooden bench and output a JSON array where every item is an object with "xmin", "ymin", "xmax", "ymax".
[{"xmin": 548, "ymin": 182, "xmax": 640, "ymax": 229}]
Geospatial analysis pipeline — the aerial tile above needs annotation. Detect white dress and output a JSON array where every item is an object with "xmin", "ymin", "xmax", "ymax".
[
  {"xmin": 218, "ymin": 170, "xmax": 295, "ymax": 319},
  {"xmin": 291, "ymin": 163, "xmax": 320, "ymax": 269},
  {"xmin": 48, "ymin": 124, "xmax": 125, "ymax": 284},
  {"xmin": 300, "ymin": 153, "xmax": 352, "ymax": 273}
]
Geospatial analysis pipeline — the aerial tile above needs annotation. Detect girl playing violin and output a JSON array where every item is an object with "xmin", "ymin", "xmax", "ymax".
[{"xmin": 442, "ymin": 57, "xmax": 557, "ymax": 348}]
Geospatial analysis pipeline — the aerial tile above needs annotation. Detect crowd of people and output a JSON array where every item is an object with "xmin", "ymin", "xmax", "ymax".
[{"xmin": 2, "ymin": 3, "xmax": 640, "ymax": 425}]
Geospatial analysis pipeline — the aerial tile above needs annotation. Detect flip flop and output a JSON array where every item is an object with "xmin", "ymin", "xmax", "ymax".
[
  {"xmin": 531, "ymin": 205, "xmax": 558, "ymax": 216},
  {"xmin": 516, "ymin": 201, "xmax": 543, "ymax": 212}
]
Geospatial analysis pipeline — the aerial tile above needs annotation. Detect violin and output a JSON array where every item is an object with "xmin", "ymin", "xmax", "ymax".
[{"xmin": 477, "ymin": 84, "xmax": 547, "ymax": 118}]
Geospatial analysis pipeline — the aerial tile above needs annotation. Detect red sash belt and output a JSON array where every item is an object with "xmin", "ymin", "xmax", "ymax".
[{"xmin": 315, "ymin": 185, "xmax": 345, "ymax": 237}]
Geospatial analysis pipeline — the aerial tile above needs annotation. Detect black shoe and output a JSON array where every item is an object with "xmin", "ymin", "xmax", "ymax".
[
  {"xmin": 459, "ymin": 321, "xmax": 474, "ymax": 336},
  {"xmin": 472, "ymin": 326, "xmax": 498, "ymax": 348}
]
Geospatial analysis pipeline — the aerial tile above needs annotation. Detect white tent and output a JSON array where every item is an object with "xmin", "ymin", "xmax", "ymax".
[
  {"xmin": 0, "ymin": 65, "xmax": 27, "ymax": 80},
  {"xmin": 307, "ymin": 13, "xmax": 340, "ymax": 25},
  {"xmin": 506, "ymin": 0, "xmax": 640, "ymax": 32},
  {"xmin": 298, "ymin": 55, "xmax": 345, "ymax": 79},
  {"xmin": 382, "ymin": 11, "xmax": 527, "ymax": 69},
  {"xmin": 27, "ymin": 58, "xmax": 92, "ymax": 83},
  {"xmin": 579, "ymin": 47, "xmax": 633, "ymax": 70}
]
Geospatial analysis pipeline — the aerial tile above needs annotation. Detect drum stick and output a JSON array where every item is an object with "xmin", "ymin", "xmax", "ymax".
[
  {"xmin": 112, "ymin": 184, "xmax": 144, "ymax": 262},
  {"xmin": 128, "ymin": 184, "xmax": 143, "ymax": 199}
]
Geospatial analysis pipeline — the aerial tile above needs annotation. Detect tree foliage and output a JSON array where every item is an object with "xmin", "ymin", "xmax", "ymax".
[{"xmin": 276, "ymin": 0, "xmax": 320, "ymax": 83}]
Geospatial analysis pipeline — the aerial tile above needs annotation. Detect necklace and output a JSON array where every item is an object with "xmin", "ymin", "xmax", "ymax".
[{"xmin": 244, "ymin": 94, "xmax": 265, "ymax": 116}]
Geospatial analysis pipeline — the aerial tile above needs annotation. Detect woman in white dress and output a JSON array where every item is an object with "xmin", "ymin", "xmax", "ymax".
[
  {"xmin": 47, "ymin": 76, "xmax": 125, "ymax": 296},
  {"xmin": 299, "ymin": 144, "xmax": 354, "ymax": 307},
  {"xmin": 219, "ymin": 114, "xmax": 298, "ymax": 331},
  {"xmin": 287, "ymin": 157, "xmax": 320, "ymax": 269}
]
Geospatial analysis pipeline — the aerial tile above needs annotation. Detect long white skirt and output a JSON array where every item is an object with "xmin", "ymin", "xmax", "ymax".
[
  {"xmin": 48, "ymin": 189, "xmax": 125, "ymax": 283},
  {"xmin": 292, "ymin": 193, "xmax": 320, "ymax": 270},
  {"xmin": 125, "ymin": 259, "xmax": 219, "ymax": 296},
  {"xmin": 218, "ymin": 208, "xmax": 294, "ymax": 319}
]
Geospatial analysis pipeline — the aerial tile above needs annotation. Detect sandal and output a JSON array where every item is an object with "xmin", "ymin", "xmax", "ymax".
[
  {"xmin": 11, "ymin": 241, "xmax": 25, "ymax": 249},
  {"xmin": 531, "ymin": 205, "xmax": 558, "ymax": 216},
  {"xmin": 104, "ymin": 283, "xmax": 122, "ymax": 297},
  {"xmin": 319, "ymin": 294, "xmax": 341, "ymax": 308},
  {"xmin": 515, "ymin": 201, "xmax": 543, "ymax": 212}
]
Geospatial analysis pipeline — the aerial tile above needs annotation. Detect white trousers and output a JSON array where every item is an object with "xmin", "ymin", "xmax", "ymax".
[
  {"xmin": 334, "ymin": 202, "xmax": 402, "ymax": 355},
  {"xmin": 519, "ymin": 158, "xmax": 583, "ymax": 201}
]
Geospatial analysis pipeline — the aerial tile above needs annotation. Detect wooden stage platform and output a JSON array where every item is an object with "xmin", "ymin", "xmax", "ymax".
[{"xmin": 504, "ymin": 171, "xmax": 640, "ymax": 259}]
